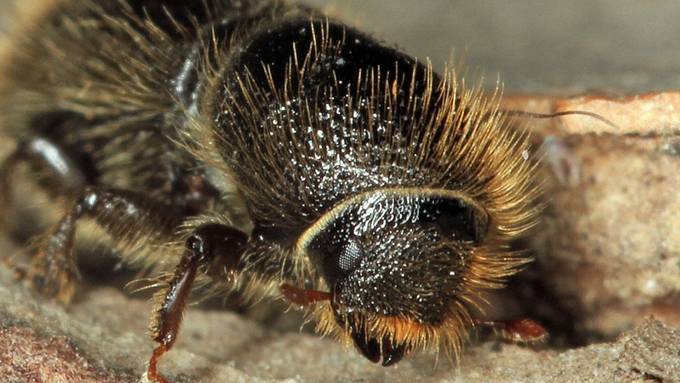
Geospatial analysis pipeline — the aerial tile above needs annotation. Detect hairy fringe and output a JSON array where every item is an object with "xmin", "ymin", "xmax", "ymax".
[{"xmin": 181, "ymin": 19, "xmax": 540, "ymax": 359}]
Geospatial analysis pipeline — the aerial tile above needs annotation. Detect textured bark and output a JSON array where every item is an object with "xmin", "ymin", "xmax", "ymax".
[
  {"xmin": 503, "ymin": 92, "xmax": 680, "ymax": 341},
  {"xmin": 1, "ymin": 263, "xmax": 679, "ymax": 383}
]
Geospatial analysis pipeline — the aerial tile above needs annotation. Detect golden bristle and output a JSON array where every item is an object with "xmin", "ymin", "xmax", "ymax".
[
  {"xmin": 183, "ymin": 19, "xmax": 540, "ymax": 359},
  {"xmin": 313, "ymin": 303, "xmax": 472, "ymax": 362},
  {"xmin": 188, "ymin": 22, "xmax": 540, "ymax": 233},
  {"xmin": 310, "ymin": 242, "xmax": 533, "ymax": 360}
]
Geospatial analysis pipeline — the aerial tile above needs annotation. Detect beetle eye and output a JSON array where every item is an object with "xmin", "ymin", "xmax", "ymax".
[
  {"xmin": 319, "ymin": 237, "xmax": 364, "ymax": 287},
  {"xmin": 338, "ymin": 238, "xmax": 363, "ymax": 273},
  {"xmin": 307, "ymin": 193, "xmax": 488, "ymax": 293}
]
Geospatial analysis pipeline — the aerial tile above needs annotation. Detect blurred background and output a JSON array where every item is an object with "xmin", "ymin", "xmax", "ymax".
[
  {"xmin": 302, "ymin": 0, "xmax": 680, "ymax": 94},
  {"xmin": 2, "ymin": 1, "xmax": 678, "ymax": 94}
]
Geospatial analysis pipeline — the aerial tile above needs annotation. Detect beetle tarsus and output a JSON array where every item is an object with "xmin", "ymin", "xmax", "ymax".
[{"xmin": 147, "ymin": 344, "xmax": 170, "ymax": 383}]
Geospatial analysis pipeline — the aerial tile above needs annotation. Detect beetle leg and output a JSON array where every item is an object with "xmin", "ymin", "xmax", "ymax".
[
  {"xmin": 0, "ymin": 138, "xmax": 91, "ymax": 289},
  {"xmin": 146, "ymin": 223, "xmax": 248, "ymax": 383},
  {"xmin": 474, "ymin": 318, "xmax": 548, "ymax": 343},
  {"xmin": 27, "ymin": 187, "xmax": 182, "ymax": 303},
  {"xmin": 280, "ymin": 283, "xmax": 332, "ymax": 306}
]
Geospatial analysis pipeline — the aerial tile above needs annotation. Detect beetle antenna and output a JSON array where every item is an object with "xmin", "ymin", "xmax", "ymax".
[{"xmin": 505, "ymin": 109, "xmax": 620, "ymax": 130}]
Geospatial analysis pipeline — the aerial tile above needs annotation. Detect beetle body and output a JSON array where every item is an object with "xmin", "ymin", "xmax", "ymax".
[{"xmin": 0, "ymin": 0, "xmax": 541, "ymax": 379}]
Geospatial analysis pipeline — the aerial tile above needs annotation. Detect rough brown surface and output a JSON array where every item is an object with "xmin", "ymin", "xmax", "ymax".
[
  {"xmin": 502, "ymin": 92, "xmax": 680, "ymax": 341},
  {"xmin": 2, "ymin": 263, "xmax": 680, "ymax": 383},
  {"xmin": 618, "ymin": 319, "xmax": 680, "ymax": 382},
  {"xmin": 0, "ymin": 325, "xmax": 133, "ymax": 383}
]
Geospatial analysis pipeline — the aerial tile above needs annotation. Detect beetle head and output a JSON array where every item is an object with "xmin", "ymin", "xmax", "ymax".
[{"xmin": 298, "ymin": 189, "xmax": 500, "ymax": 364}]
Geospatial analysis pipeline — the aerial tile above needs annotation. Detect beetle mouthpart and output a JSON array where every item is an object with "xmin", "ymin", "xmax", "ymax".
[
  {"xmin": 351, "ymin": 328, "xmax": 381, "ymax": 363},
  {"xmin": 381, "ymin": 340, "xmax": 408, "ymax": 366},
  {"xmin": 342, "ymin": 311, "xmax": 410, "ymax": 366},
  {"xmin": 350, "ymin": 325, "xmax": 409, "ymax": 366},
  {"xmin": 280, "ymin": 283, "xmax": 332, "ymax": 306}
]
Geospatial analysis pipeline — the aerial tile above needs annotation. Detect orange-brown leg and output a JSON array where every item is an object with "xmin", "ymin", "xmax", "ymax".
[
  {"xmin": 475, "ymin": 318, "xmax": 548, "ymax": 343},
  {"xmin": 146, "ymin": 224, "xmax": 248, "ymax": 383}
]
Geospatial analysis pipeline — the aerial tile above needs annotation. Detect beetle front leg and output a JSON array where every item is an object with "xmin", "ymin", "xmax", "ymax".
[{"xmin": 146, "ymin": 224, "xmax": 248, "ymax": 383}]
